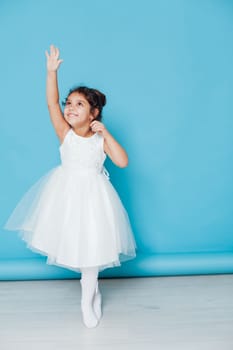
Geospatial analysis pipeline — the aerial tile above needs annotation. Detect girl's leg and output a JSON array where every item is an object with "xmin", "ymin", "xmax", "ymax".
[{"xmin": 80, "ymin": 266, "xmax": 101, "ymax": 328}]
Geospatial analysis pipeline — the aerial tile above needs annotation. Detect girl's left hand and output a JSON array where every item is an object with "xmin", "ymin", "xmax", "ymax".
[{"xmin": 90, "ymin": 121, "xmax": 108, "ymax": 137}]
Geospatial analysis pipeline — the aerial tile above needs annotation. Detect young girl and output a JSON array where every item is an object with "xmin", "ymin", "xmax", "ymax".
[{"xmin": 4, "ymin": 45, "xmax": 137, "ymax": 328}]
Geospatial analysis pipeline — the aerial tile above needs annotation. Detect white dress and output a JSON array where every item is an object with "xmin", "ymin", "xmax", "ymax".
[{"xmin": 4, "ymin": 128, "xmax": 137, "ymax": 272}]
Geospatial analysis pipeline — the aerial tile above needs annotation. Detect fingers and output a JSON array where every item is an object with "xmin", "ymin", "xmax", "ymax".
[
  {"xmin": 50, "ymin": 44, "xmax": 55, "ymax": 56},
  {"xmin": 90, "ymin": 121, "xmax": 105, "ymax": 133},
  {"xmin": 46, "ymin": 44, "xmax": 63, "ymax": 65},
  {"xmin": 90, "ymin": 120, "xmax": 101, "ymax": 126},
  {"xmin": 48, "ymin": 44, "xmax": 60, "ymax": 58},
  {"xmin": 45, "ymin": 45, "xmax": 54, "ymax": 58},
  {"xmin": 90, "ymin": 120, "xmax": 98, "ymax": 128},
  {"xmin": 53, "ymin": 46, "xmax": 59, "ymax": 58},
  {"xmin": 58, "ymin": 59, "xmax": 64, "ymax": 66},
  {"xmin": 56, "ymin": 47, "xmax": 60, "ymax": 58}
]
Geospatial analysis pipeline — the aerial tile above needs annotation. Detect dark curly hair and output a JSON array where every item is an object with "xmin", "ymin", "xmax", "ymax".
[{"xmin": 62, "ymin": 86, "xmax": 106, "ymax": 121}]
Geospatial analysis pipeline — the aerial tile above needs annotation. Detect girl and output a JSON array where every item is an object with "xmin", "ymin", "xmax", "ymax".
[{"xmin": 4, "ymin": 45, "xmax": 137, "ymax": 328}]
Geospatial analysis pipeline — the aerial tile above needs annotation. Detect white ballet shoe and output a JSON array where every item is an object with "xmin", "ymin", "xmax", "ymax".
[
  {"xmin": 81, "ymin": 301, "xmax": 98, "ymax": 328},
  {"xmin": 80, "ymin": 279, "xmax": 99, "ymax": 328},
  {"xmin": 93, "ymin": 281, "xmax": 102, "ymax": 320}
]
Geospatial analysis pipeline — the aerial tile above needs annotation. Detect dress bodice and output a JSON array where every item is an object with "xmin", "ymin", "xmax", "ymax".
[{"xmin": 59, "ymin": 128, "xmax": 106, "ymax": 173}]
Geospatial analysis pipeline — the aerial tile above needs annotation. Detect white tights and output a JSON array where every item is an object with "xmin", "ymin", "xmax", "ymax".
[{"xmin": 80, "ymin": 266, "xmax": 102, "ymax": 328}]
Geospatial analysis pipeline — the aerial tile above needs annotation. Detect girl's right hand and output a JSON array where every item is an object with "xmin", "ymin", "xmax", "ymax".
[{"xmin": 45, "ymin": 45, "xmax": 63, "ymax": 72}]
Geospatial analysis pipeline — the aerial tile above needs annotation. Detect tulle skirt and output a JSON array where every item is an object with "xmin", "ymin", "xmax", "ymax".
[{"xmin": 4, "ymin": 165, "xmax": 137, "ymax": 272}]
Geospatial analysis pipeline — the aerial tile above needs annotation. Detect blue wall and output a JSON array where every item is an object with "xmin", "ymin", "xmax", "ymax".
[{"xmin": 1, "ymin": 0, "xmax": 233, "ymax": 279}]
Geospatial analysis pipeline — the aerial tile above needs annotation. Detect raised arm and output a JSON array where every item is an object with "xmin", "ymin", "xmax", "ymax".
[{"xmin": 45, "ymin": 45, "xmax": 70, "ymax": 143}]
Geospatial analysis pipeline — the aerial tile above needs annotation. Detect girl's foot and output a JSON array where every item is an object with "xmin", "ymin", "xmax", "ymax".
[
  {"xmin": 81, "ymin": 300, "xmax": 98, "ymax": 328},
  {"xmin": 93, "ymin": 281, "xmax": 102, "ymax": 320},
  {"xmin": 80, "ymin": 279, "xmax": 99, "ymax": 328}
]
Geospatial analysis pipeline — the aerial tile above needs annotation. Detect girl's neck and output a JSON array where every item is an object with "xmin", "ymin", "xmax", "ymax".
[{"xmin": 72, "ymin": 126, "xmax": 94, "ymax": 138}]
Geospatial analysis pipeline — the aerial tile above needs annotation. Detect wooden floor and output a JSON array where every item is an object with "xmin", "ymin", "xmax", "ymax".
[{"xmin": 0, "ymin": 274, "xmax": 233, "ymax": 350}]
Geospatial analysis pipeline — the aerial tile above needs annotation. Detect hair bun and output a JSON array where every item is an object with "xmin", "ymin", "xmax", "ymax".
[{"xmin": 93, "ymin": 89, "xmax": 106, "ymax": 107}]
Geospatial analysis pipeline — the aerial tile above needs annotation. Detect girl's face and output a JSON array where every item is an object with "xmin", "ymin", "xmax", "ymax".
[{"xmin": 63, "ymin": 92, "xmax": 95, "ymax": 128}]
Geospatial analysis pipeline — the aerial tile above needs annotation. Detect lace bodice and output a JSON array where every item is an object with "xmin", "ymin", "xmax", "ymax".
[{"xmin": 59, "ymin": 128, "xmax": 106, "ymax": 173}]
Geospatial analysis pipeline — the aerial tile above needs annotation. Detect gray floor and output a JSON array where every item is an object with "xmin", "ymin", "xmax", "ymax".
[{"xmin": 0, "ymin": 274, "xmax": 233, "ymax": 350}]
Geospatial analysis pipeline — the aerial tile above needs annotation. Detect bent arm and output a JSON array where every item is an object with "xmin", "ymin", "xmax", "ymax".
[
  {"xmin": 103, "ymin": 130, "xmax": 128, "ymax": 168},
  {"xmin": 90, "ymin": 120, "xmax": 129, "ymax": 168}
]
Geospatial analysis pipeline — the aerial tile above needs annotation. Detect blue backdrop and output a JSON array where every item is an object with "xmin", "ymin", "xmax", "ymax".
[{"xmin": 1, "ymin": 0, "xmax": 233, "ymax": 280}]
